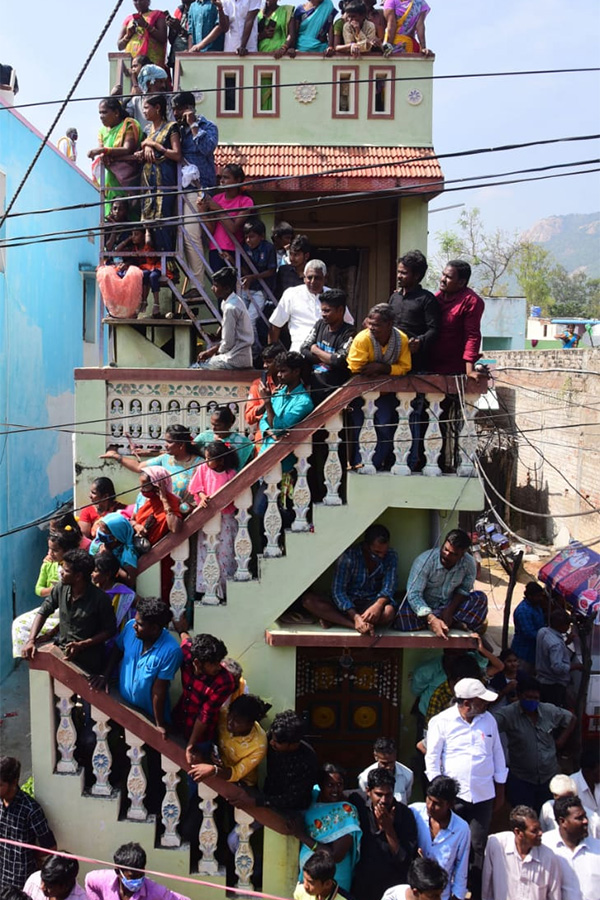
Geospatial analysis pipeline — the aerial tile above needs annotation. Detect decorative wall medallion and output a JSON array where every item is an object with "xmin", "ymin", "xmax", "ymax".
[
  {"xmin": 407, "ymin": 89, "xmax": 423, "ymax": 105},
  {"xmin": 294, "ymin": 82, "xmax": 318, "ymax": 104},
  {"xmin": 193, "ymin": 91, "xmax": 205, "ymax": 105}
]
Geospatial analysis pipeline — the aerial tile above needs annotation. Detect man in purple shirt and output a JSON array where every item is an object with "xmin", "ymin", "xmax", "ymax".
[
  {"xmin": 429, "ymin": 260, "xmax": 487, "ymax": 472},
  {"xmin": 85, "ymin": 842, "xmax": 190, "ymax": 900}
]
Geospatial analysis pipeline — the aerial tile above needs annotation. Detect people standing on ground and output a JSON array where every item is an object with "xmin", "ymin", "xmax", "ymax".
[
  {"xmin": 511, "ymin": 581, "xmax": 547, "ymax": 671},
  {"xmin": 381, "ymin": 858, "xmax": 449, "ymax": 900},
  {"xmin": 535, "ymin": 608, "xmax": 583, "ymax": 707},
  {"xmin": 85, "ymin": 842, "xmax": 190, "ymax": 900},
  {"xmin": 571, "ymin": 747, "xmax": 600, "ymax": 815},
  {"xmin": 23, "ymin": 854, "xmax": 86, "ymax": 900},
  {"xmin": 542, "ymin": 795, "xmax": 600, "ymax": 900},
  {"xmin": 358, "ymin": 736, "xmax": 413, "ymax": 803},
  {"xmin": 482, "ymin": 806, "xmax": 561, "ymax": 900}
]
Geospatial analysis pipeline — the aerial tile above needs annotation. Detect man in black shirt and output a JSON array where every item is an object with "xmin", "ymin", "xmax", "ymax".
[
  {"xmin": 301, "ymin": 289, "xmax": 355, "ymax": 399},
  {"xmin": 388, "ymin": 250, "xmax": 439, "ymax": 373},
  {"xmin": 275, "ymin": 234, "xmax": 311, "ymax": 300},
  {"xmin": 350, "ymin": 767, "xmax": 418, "ymax": 900},
  {"xmin": 259, "ymin": 710, "xmax": 319, "ymax": 813}
]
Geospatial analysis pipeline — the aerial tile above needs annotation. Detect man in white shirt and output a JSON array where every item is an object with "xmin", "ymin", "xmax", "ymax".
[
  {"xmin": 410, "ymin": 776, "xmax": 470, "ymax": 900},
  {"xmin": 425, "ymin": 678, "xmax": 508, "ymax": 900},
  {"xmin": 539, "ymin": 773, "xmax": 600, "ymax": 838},
  {"xmin": 535, "ymin": 608, "xmax": 582, "ymax": 707},
  {"xmin": 221, "ymin": 0, "xmax": 262, "ymax": 53},
  {"xmin": 24, "ymin": 854, "xmax": 87, "ymax": 900},
  {"xmin": 269, "ymin": 260, "xmax": 353, "ymax": 352},
  {"xmin": 571, "ymin": 747, "xmax": 600, "ymax": 815},
  {"xmin": 542, "ymin": 795, "xmax": 600, "ymax": 900},
  {"xmin": 382, "ymin": 858, "xmax": 448, "ymax": 900},
  {"xmin": 482, "ymin": 805, "xmax": 561, "ymax": 900},
  {"xmin": 358, "ymin": 737, "xmax": 413, "ymax": 803}
]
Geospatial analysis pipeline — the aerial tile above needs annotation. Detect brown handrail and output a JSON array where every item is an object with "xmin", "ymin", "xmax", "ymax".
[{"xmin": 138, "ymin": 373, "xmax": 487, "ymax": 572}]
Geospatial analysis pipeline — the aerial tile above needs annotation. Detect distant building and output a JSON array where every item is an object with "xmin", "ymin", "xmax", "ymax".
[{"xmin": 481, "ymin": 296, "xmax": 527, "ymax": 352}]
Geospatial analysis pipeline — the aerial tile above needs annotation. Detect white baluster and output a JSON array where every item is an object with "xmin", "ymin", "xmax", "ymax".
[
  {"xmin": 196, "ymin": 782, "xmax": 221, "ymax": 875},
  {"xmin": 234, "ymin": 487, "xmax": 253, "ymax": 581},
  {"xmin": 124, "ymin": 730, "xmax": 148, "ymax": 821},
  {"xmin": 233, "ymin": 807, "xmax": 255, "ymax": 889},
  {"xmin": 291, "ymin": 442, "xmax": 311, "ymax": 532},
  {"xmin": 323, "ymin": 413, "xmax": 343, "ymax": 505},
  {"xmin": 263, "ymin": 463, "xmax": 283, "ymax": 558},
  {"xmin": 457, "ymin": 397, "xmax": 477, "ymax": 477},
  {"xmin": 391, "ymin": 394, "xmax": 413, "ymax": 475},
  {"xmin": 201, "ymin": 514, "xmax": 222, "ymax": 605},
  {"xmin": 423, "ymin": 392, "xmax": 443, "ymax": 477},
  {"xmin": 90, "ymin": 706, "xmax": 112, "ymax": 796},
  {"xmin": 169, "ymin": 538, "xmax": 189, "ymax": 621},
  {"xmin": 54, "ymin": 682, "xmax": 78, "ymax": 774},
  {"xmin": 358, "ymin": 391, "xmax": 379, "ymax": 474},
  {"xmin": 160, "ymin": 756, "xmax": 182, "ymax": 847}
]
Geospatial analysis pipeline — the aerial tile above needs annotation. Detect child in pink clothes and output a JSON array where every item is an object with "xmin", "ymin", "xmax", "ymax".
[{"xmin": 189, "ymin": 441, "xmax": 239, "ymax": 599}]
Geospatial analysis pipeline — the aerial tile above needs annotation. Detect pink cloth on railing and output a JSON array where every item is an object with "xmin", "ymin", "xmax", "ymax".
[{"xmin": 97, "ymin": 264, "xmax": 144, "ymax": 318}]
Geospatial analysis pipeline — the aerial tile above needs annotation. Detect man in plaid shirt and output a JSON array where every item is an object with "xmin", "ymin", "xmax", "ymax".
[
  {"xmin": 173, "ymin": 621, "xmax": 236, "ymax": 765},
  {"xmin": 0, "ymin": 757, "xmax": 56, "ymax": 889}
]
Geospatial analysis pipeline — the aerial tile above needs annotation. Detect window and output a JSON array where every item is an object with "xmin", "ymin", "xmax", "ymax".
[
  {"xmin": 253, "ymin": 67, "xmax": 280, "ymax": 116},
  {"xmin": 82, "ymin": 271, "xmax": 97, "ymax": 344},
  {"xmin": 368, "ymin": 66, "xmax": 395, "ymax": 119},
  {"xmin": 217, "ymin": 66, "xmax": 244, "ymax": 117},
  {"xmin": 332, "ymin": 66, "xmax": 359, "ymax": 118}
]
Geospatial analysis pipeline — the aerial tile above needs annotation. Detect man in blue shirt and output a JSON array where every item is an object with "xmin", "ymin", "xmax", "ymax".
[
  {"xmin": 172, "ymin": 91, "xmax": 219, "ymax": 294},
  {"xmin": 189, "ymin": 0, "xmax": 226, "ymax": 51},
  {"xmin": 511, "ymin": 581, "xmax": 546, "ymax": 672},
  {"xmin": 302, "ymin": 523, "xmax": 398, "ymax": 635},
  {"xmin": 410, "ymin": 776, "xmax": 470, "ymax": 900}
]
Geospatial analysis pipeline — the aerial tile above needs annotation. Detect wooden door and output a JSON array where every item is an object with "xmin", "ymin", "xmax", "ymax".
[{"xmin": 296, "ymin": 647, "xmax": 401, "ymax": 781}]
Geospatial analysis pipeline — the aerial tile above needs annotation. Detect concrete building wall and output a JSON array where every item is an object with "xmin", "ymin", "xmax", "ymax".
[
  {"xmin": 0, "ymin": 101, "xmax": 99, "ymax": 681},
  {"xmin": 481, "ymin": 297, "xmax": 527, "ymax": 351}
]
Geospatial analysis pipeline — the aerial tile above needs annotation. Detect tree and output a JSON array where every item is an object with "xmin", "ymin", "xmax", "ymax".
[
  {"xmin": 548, "ymin": 266, "xmax": 600, "ymax": 318},
  {"xmin": 515, "ymin": 243, "xmax": 554, "ymax": 312}
]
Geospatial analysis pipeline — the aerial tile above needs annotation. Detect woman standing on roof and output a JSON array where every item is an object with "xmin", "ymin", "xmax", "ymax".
[{"xmin": 118, "ymin": 0, "xmax": 168, "ymax": 66}]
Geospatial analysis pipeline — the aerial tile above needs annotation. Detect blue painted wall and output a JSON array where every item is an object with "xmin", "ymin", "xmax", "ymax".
[{"xmin": 0, "ymin": 102, "xmax": 99, "ymax": 682}]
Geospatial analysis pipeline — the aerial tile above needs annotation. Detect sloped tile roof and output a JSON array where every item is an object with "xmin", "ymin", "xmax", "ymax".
[{"xmin": 214, "ymin": 145, "xmax": 443, "ymax": 193}]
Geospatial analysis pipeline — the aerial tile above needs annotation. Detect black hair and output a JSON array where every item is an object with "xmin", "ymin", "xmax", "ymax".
[
  {"xmin": 211, "ymin": 404, "xmax": 236, "ymax": 428},
  {"xmin": 554, "ymin": 794, "xmax": 584, "ymax": 823},
  {"xmin": 222, "ymin": 657, "xmax": 243, "ymax": 682},
  {"xmin": 319, "ymin": 288, "xmax": 346, "ymax": 309},
  {"xmin": 426, "ymin": 775, "xmax": 460, "ymax": 804},
  {"xmin": 93, "ymin": 552, "xmax": 121, "ymax": 579},
  {"xmin": 446, "ymin": 259, "xmax": 472, "ymax": 286},
  {"xmin": 0, "ymin": 889, "xmax": 29, "ymax": 900},
  {"xmin": 373, "ymin": 736, "xmax": 396, "ymax": 755},
  {"xmin": 580, "ymin": 745, "xmax": 600, "ymax": 771},
  {"xmin": 344, "ymin": 0, "xmax": 367, "ymax": 14},
  {"xmin": 271, "ymin": 221, "xmax": 294, "ymax": 240},
  {"xmin": 524, "ymin": 581, "xmax": 545, "ymax": 599},
  {"xmin": 204, "ymin": 440, "xmax": 239, "ymax": 471},
  {"xmin": 317, "ymin": 762, "xmax": 346, "ymax": 790},
  {"xmin": 165, "ymin": 423, "xmax": 198, "ymax": 455},
  {"xmin": 92, "ymin": 476, "xmax": 117, "ymax": 498},
  {"xmin": 243, "ymin": 218, "xmax": 266, "ymax": 238},
  {"xmin": 269, "ymin": 709, "xmax": 305, "ymax": 744},
  {"xmin": 510, "ymin": 805, "xmax": 538, "ymax": 831},
  {"xmin": 132, "ymin": 54, "xmax": 151, "ymax": 69},
  {"xmin": 517, "ymin": 676, "xmax": 542, "ymax": 695},
  {"xmin": 262, "ymin": 342, "xmax": 285, "ymax": 361},
  {"xmin": 223, "ymin": 163, "xmax": 245, "ymax": 182},
  {"xmin": 66, "ymin": 128, "xmax": 78, "ymax": 139},
  {"xmin": 190, "ymin": 633, "xmax": 228, "ymax": 664},
  {"xmin": 100, "ymin": 97, "xmax": 127, "ymax": 120},
  {"xmin": 144, "ymin": 93, "xmax": 167, "ymax": 118},
  {"xmin": 447, "ymin": 655, "xmax": 482, "ymax": 682},
  {"xmin": 302, "ymin": 848, "xmax": 335, "ymax": 881},
  {"xmin": 229, "ymin": 694, "xmax": 272, "ymax": 723},
  {"xmin": 113, "ymin": 842, "xmax": 146, "ymax": 870},
  {"xmin": 368, "ymin": 303, "xmax": 395, "ymax": 323},
  {"xmin": 48, "ymin": 529, "xmax": 81, "ymax": 552},
  {"xmin": 212, "ymin": 266, "xmax": 238, "ymax": 293},
  {"xmin": 40, "ymin": 854, "xmax": 79, "ymax": 886},
  {"xmin": 364, "ymin": 523, "xmax": 390, "ymax": 545},
  {"xmin": 367, "ymin": 767, "xmax": 396, "ymax": 791},
  {"xmin": 63, "ymin": 549, "xmax": 95, "ymax": 578},
  {"xmin": 275, "ymin": 350, "xmax": 305, "ymax": 372},
  {"xmin": 136, "ymin": 597, "xmax": 173, "ymax": 628},
  {"xmin": 289, "ymin": 234, "xmax": 310, "ymax": 255},
  {"xmin": 499, "ymin": 647, "xmax": 518, "ymax": 662},
  {"xmin": 408, "ymin": 858, "xmax": 449, "ymax": 894},
  {"xmin": 399, "ymin": 249, "xmax": 428, "ymax": 282},
  {"xmin": 172, "ymin": 90, "xmax": 196, "ymax": 108},
  {"xmin": 0, "ymin": 757, "xmax": 21, "ymax": 783},
  {"xmin": 444, "ymin": 529, "xmax": 471, "ymax": 550}
]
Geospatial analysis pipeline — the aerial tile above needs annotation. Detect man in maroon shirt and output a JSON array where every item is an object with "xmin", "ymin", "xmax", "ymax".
[{"xmin": 430, "ymin": 260, "xmax": 487, "ymax": 471}]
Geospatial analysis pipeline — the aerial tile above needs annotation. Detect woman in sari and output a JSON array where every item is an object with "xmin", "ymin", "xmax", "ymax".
[
  {"xmin": 88, "ymin": 98, "xmax": 142, "ymax": 215},
  {"xmin": 131, "ymin": 466, "xmax": 183, "ymax": 544},
  {"xmin": 290, "ymin": 0, "xmax": 335, "ymax": 53},
  {"xmin": 298, "ymin": 763, "xmax": 361, "ymax": 890},
  {"xmin": 90, "ymin": 511, "xmax": 139, "ymax": 588},
  {"xmin": 258, "ymin": 0, "xmax": 295, "ymax": 57},
  {"xmin": 135, "ymin": 93, "xmax": 182, "ymax": 252},
  {"xmin": 383, "ymin": 0, "xmax": 432, "ymax": 55},
  {"xmin": 118, "ymin": 0, "xmax": 168, "ymax": 67}
]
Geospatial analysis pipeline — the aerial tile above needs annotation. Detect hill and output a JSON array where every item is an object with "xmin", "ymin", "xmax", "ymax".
[{"xmin": 521, "ymin": 213, "xmax": 600, "ymax": 278}]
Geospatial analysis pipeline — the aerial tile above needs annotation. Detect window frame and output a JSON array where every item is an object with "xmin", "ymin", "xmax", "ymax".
[
  {"xmin": 253, "ymin": 65, "xmax": 280, "ymax": 117},
  {"xmin": 332, "ymin": 65, "xmax": 360, "ymax": 119},
  {"xmin": 368, "ymin": 65, "xmax": 396, "ymax": 120},
  {"xmin": 217, "ymin": 65, "xmax": 244, "ymax": 118}
]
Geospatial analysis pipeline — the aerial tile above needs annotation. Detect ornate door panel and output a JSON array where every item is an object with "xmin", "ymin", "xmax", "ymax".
[{"xmin": 296, "ymin": 648, "xmax": 401, "ymax": 779}]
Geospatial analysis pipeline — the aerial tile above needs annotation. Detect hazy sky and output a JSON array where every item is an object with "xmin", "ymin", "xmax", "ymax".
[{"xmin": 1, "ymin": 0, "xmax": 599, "ymax": 249}]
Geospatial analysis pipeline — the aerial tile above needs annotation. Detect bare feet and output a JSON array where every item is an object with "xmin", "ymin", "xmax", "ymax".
[{"xmin": 318, "ymin": 618, "xmax": 332, "ymax": 629}]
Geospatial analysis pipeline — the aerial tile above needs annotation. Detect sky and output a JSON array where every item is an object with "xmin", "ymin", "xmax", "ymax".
[{"xmin": 1, "ymin": 0, "xmax": 599, "ymax": 250}]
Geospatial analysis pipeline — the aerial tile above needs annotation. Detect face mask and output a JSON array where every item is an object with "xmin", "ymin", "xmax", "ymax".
[
  {"xmin": 120, "ymin": 876, "xmax": 145, "ymax": 893},
  {"xmin": 521, "ymin": 699, "xmax": 539, "ymax": 713},
  {"xmin": 95, "ymin": 530, "xmax": 111, "ymax": 544}
]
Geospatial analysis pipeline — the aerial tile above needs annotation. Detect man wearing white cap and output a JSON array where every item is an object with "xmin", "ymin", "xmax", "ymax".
[{"xmin": 425, "ymin": 678, "xmax": 508, "ymax": 900}]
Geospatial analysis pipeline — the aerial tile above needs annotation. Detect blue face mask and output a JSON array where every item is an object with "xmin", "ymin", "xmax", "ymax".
[
  {"xmin": 95, "ymin": 530, "xmax": 111, "ymax": 544},
  {"xmin": 521, "ymin": 699, "xmax": 539, "ymax": 713},
  {"xmin": 120, "ymin": 875, "xmax": 145, "ymax": 893}
]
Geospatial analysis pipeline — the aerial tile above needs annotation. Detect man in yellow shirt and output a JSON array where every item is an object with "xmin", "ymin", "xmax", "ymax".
[{"xmin": 347, "ymin": 303, "xmax": 411, "ymax": 470}]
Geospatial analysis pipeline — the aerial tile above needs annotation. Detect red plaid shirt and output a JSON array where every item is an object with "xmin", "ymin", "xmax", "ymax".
[{"xmin": 174, "ymin": 638, "xmax": 236, "ymax": 742}]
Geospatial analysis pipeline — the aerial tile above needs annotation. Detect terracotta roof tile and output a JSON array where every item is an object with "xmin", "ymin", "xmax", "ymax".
[{"xmin": 214, "ymin": 145, "xmax": 443, "ymax": 193}]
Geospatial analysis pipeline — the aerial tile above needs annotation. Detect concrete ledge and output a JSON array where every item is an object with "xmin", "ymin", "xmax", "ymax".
[{"xmin": 265, "ymin": 624, "xmax": 479, "ymax": 648}]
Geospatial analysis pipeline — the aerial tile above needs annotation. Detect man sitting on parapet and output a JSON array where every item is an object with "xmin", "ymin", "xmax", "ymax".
[
  {"xmin": 394, "ymin": 529, "xmax": 487, "ymax": 638},
  {"xmin": 302, "ymin": 523, "xmax": 398, "ymax": 635}
]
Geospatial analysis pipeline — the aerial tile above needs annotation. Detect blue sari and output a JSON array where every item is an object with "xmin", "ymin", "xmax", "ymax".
[
  {"xmin": 294, "ymin": 0, "xmax": 335, "ymax": 51},
  {"xmin": 298, "ymin": 790, "xmax": 361, "ymax": 890}
]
